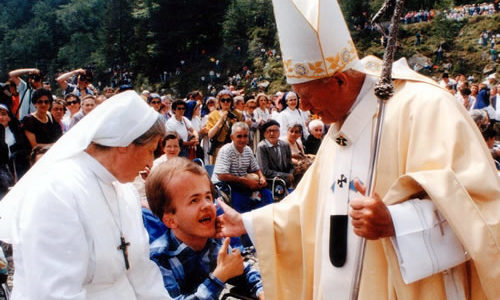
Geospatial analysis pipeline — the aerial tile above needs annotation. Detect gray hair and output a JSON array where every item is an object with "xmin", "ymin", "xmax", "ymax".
[
  {"xmin": 308, "ymin": 119, "xmax": 325, "ymax": 132},
  {"xmin": 231, "ymin": 122, "xmax": 249, "ymax": 134},
  {"xmin": 133, "ymin": 114, "xmax": 167, "ymax": 145}
]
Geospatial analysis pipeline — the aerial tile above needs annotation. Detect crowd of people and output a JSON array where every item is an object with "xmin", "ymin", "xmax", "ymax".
[
  {"xmin": 402, "ymin": 2, "xmax": 499, "ymax": 24},
  {"xmin": 439, "ymin": 71, "xmax": 500, "ymax": 166},
  {"xmin": 0, "ymin": 2, "xmax": 499, "ymax": 298},
  {"xmin": 0, "ymin": 64, "xmax": 331, "ymax": 299}
]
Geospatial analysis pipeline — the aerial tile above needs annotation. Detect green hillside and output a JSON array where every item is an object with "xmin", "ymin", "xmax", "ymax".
[{"xmin": 245, "ymin": 13, "xmax": 500, "ymax": 95}]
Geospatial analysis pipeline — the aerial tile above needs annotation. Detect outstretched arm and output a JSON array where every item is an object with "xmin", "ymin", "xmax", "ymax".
[
  {"xmin": 215, "ymin": 199, "xmax": 246, "ymax": 238},
  {"xmin": 56, "ymin": 68, "xmax": 85, "ymax": 91},
  {"xmin": 9, "ymin": 68, "xmax": 39, "ymax": 86}
]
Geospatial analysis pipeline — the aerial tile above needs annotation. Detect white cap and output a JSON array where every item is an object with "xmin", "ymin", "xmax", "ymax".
[{"xmin": 272, "ymin": 0, "xmax": 360, "ymax": 84}]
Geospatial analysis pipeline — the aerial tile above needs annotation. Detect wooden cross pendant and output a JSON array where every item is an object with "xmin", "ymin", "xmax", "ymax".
[{"xmin": 117, "ymin": 235, "xmax": 131, "ymax": 270}]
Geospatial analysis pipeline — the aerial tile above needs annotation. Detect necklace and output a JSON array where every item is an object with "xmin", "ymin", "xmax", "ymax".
[{"xmin": 95, "ymin": 177, "xmax": 131, "ymax": 270}]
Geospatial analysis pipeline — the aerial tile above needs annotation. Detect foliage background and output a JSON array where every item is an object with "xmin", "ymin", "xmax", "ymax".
[{"xmin": 0, "ymin": 0, "xmax": 497, "ymax": 96}]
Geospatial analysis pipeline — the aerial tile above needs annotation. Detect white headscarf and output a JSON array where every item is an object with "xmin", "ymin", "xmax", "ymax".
[{"xmin": 0, "ymin": 90, "xmax": 159, "ymax": 243}]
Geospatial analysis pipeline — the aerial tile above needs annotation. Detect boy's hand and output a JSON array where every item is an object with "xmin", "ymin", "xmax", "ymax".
[
  {"xmin": 212, "ymin": 238, "xmax": 244, "ymax": 282},
  {"xmin": 215, "ymin": 199, "xmax": 246, "ymax": 238}
]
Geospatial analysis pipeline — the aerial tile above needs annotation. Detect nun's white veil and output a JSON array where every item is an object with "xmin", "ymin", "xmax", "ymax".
[{"xmin": 0, "ymin": 90, "xmax": 159, "ymax": 243}]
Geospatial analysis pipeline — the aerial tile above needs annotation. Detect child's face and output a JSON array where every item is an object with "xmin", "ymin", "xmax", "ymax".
[{"xmin": 163, "ymin": 172, "xmax": 216, "ymax": 243}]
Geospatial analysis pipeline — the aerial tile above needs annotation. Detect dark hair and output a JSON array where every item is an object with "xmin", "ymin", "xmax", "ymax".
[
  {"xmin": 28, "ymin": 72, "xmax": 42, "ymax": 82},
  {"xmin": 64, "ymin": 93, "xmax": 80, "ymax": 102},
  {"xmin": 288, "ymin": 123, "xmax": 303, "ymax": 133},
  {"xmin": 146, "ymin": 157, "xmax": 213, "ymax": 218},
  {"xmin": 482, "ymin": 126, "xmax": 496, "ymax": 141},
  {"xmin": 147, "ymin": 93, "xmax": 161, "ymax": 104},
  {"xmin": 460, "ymin": 88, "xmax": 471, "ymax": 96},
  {"xmin": 30, "ymin": 144, "xmax": 51, "ymax": 165},
  {"xmin": 78, "ymin": 69, "xmax": 93, "ymax": 83},
  {"xmin": 50, "ymin": 99, "xmax": 67, "ymax": 113},
  {"xmin": 172, "ymin": 99, "xmax": 186, "ymax": 110},
  {"xmin": 31, "ymin": 88, "xmax": 53, "ymax": 104},
  {"xmin": 161, "ymin": 131, "xmax": 183, "ymax": 148}
]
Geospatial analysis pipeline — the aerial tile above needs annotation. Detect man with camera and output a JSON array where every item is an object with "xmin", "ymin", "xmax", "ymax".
[
  {"xmin": 8, "ymin": 68, "xmax": 42, "ymax": 120},
  {"xmin": 56, "ymin": 68, "xmax": 95, "ymax": 97}
]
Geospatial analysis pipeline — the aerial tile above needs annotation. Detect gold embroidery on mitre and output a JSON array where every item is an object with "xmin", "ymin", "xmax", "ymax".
[
  {"xmin": 308, "ymin": 61, "xmax": 326, "ymax": 74},
  {"xmin": 284, "ymin": 42, "xmax": 358, "ymax": 79},
  {"xmin": 284, "ymin": 59, "xmax": 293, "ymax": 73}
]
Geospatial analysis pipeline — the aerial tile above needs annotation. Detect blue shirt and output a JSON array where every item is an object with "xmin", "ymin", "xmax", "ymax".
[{"xmin": 142, "ymin": 209, "xmax": 263, "ymax": 300}]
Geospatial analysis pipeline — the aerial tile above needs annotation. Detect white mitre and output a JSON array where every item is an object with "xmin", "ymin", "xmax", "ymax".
[
  {"xmin": 272, "ymin": 0, "xmax": 360, "ymax": 84},
  {"xmin": 272, "ymin": 0, "xmax": 440, "ymax": 88}
]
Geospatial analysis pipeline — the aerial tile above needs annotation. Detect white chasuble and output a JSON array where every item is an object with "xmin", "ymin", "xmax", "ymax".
[{"xmin": 246, "ymin": 57, "xmax": 500, "ymax": 300}]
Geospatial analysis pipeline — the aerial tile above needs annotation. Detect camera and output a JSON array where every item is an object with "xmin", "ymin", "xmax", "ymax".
[
  {"xmin": 78, "ymin": 70, "xmax": 93, "ymax": 83},
  {"xmin": 227, "ymin": 111, "xmax": 237, "ymax": 119},
  {"xmin": 28, "ymin": 73, "xmax": 41, "ymax": 82}
]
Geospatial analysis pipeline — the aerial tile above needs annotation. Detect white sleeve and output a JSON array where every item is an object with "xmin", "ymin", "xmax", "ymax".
[
  {"xmin": 17, "ymin": 183, "xmax": 88, "ymax": 300},
  {"xmin": 387, "ymin": 199, "xmax": 469, "ymax": 284},
  {"xmin": 241, "ymin": 212, "xmax": 255, "ymax": 244}
]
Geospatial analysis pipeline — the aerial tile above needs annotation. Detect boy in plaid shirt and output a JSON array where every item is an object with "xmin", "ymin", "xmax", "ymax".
[{"xmin": 143, "ymin": 158, "xmax": 264, "ymax": 299}]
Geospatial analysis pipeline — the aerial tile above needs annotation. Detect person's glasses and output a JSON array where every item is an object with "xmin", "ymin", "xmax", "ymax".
[
  {"xmin": 52, "ymin": 107, "xmax": 64, "ymax": 111},
  {"xmin": 151, "ymin": 101, "xmax": 161, "ymax": 104},
  {"xmin": 67, "ymin": 100, "xmax": 80, "ymax": 105},
  {"xmin": 236, "ymin": 134, "xmax": 248, "ymax": 138},
  {"xmin": 220, "ymin": 98, "xmax": 232, "ymax": 103},
  {"xmin": 176, "ymin": 107, "xmax": 186, "ymax": 111},
  {"xmin": 248, "ymin": 106, "xmax": 257, "ymax": 109},
  {"xmin": 36, "ymin": 100, "xmax": 50, "ymax": 105}
]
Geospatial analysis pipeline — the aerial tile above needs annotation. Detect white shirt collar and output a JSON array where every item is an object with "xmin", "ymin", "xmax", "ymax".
[
  {"xmin": 80, "ymin": 151, "xmax": 117, "ymax": 185},
  {"xmin": 331, "ymin": 75, "xmax": 378, "ymax": 147}
]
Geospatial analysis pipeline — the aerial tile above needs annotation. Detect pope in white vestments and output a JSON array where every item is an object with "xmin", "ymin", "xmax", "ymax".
[
  {"xmin": 216, "ymin": 1, "xmax": 500, "ymax": 299},
  {"xmin": 0, "ymin": 91, "xmax": 171, "ymax": 299}
]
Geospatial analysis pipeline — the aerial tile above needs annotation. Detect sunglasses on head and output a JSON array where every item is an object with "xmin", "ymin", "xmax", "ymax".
[
  {"xmin": 220, "ymin": 98, "xmax": 232, "ymax": 103},
  {"xmin": 36, "ymin": 100, "xmax": 50, "ymax": 105},
  {"xmin": 67, "ymin": 100, "xmax": 80, "ymax": 105}
]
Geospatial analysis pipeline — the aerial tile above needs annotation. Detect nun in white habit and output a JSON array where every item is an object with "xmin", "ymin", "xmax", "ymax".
[{"xmin": 0, "ymin": 91, "xmax": 172, "ymax": 299}]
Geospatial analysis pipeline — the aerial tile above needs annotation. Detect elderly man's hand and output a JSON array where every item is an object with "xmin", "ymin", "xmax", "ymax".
[
  {"xmin": 215, "ymin": 199, "xmax": 247, "ymax": 238},
  {"xmin": 349, "ymin": 179, "xmax": 395, "ymax": 240}
]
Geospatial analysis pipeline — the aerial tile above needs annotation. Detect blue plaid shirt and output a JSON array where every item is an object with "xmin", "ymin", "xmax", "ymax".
[{"xmin": 143, "ymin": 209, "xmax": 264, "ymax": 300}]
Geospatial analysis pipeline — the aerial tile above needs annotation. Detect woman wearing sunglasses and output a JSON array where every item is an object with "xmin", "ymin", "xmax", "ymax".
[
  {"xmin": 204, "ymin": 90, "xmax": 243, "ymax": 163},
  {"xmin": 21, "ymin": 88, "xmax": 62, "ymax": 148}
]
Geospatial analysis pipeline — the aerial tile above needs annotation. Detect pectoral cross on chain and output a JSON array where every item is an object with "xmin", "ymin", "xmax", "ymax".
[
  {"xmin": 336, "ymin": 136, "xmax": 348, "ymax": 146},
  {"xmin": 118, "ymin": 235, "xmax": 130, "ymax": 269}
]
